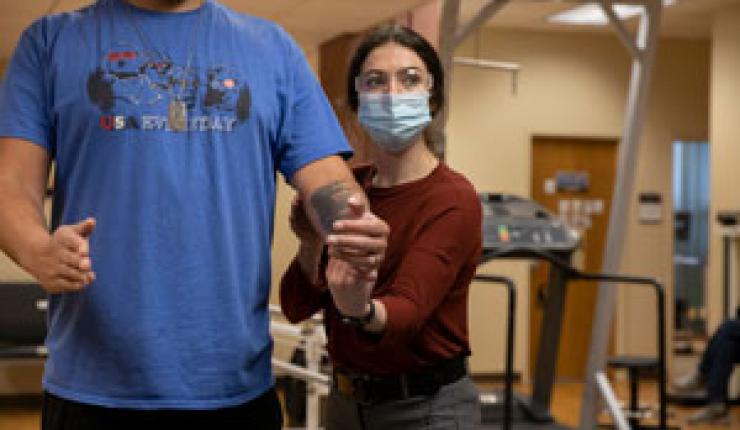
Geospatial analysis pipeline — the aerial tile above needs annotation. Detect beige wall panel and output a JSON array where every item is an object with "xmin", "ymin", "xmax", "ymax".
[{"xmin": 709, "ymin": 5, "xmax": 740, "ymax": 333}]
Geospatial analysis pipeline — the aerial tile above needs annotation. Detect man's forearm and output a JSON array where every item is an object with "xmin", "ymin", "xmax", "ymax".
[
  {"xmin": 290, "ymin": 156, "xmax": 368, "ymax": 238},
  {"xmin": 308, "ymin": 180, "xmax": 356, "ymax": 234},
  {"xmin": 0, "ymin": 138, "xmax": 52, "ymax": 274},
  {"xmin": 296, "ymin": 241, "xmax": 323, "ymax": 284},
  {"xmin": 0, "ymin": 178, "xmax": 50, "ymax": 273}
]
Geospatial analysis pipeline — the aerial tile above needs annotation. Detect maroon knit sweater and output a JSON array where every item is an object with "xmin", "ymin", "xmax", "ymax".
[{"xmin": 279, "ymin": 163, "xmax": 482, "ymax": 375}]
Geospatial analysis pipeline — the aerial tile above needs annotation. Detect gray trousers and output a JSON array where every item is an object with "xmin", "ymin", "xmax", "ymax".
[{"xmin": 326, "ymin": 375, "xmax": 481, "ymax": 430}]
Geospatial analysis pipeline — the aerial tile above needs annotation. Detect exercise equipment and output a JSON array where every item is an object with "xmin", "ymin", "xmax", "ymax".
[
  {"xmin": 474, "ymin": 274, "xmax": 516, "ymax": 430},
  {"xmin": 717, "ymin": 211, "xmax": 740, "ymax": 321},
  {"xmin": 478, "ymin": 194, "xmax": 669, "ymax": 429},
  {"xmin": 0, "ymin": 283, "xmax": 47, "ymax": 360},
  {"xmin": 669, "ymin": 211, "xmax": 740, "ymax": 407},
  {"xmin": 478, "ymin": 193, "xmax": 578, "ymax": 429}
]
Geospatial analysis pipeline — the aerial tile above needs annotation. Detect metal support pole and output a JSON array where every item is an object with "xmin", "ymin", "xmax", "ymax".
[
  {"xmin": 435, "ymin": 0, "xmax": 462, "ymax": 159},
  {"xmin": 579, "ymin": 1, "xmax": 663, "ymax": 428},
  {"xmin": 306, "ymin": 325, "xmax": 322, "ymax": 430},
  {"xmin": 474, "ymin": 274, "xmax": 517, "ymax": 430},
  {"xmin": 600, "ymin": 1, "xmax": 642, "ymax": 60},
  {"xmin": 454, "ymin": 0, "xmax": 510, "ymax": 47},
  {"xmin": 529, "ymin": 265, "xmax": 571, "ymax": 422},
  {"xmin": 436, "ymin": 0, "xmax": 510, "ymax": 158}
]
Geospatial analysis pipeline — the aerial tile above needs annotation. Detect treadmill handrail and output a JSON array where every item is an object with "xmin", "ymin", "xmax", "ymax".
[
  {"xmin": 569, "ymin": 272, "xmax": 667, "ymax": 430},
  {"xmin": 473, "ymin": 274, "xmax": 516, "ymax": 430},
  {"xmin": 480, "ymin": 246, "xmax": 667, "ymax": 429}
]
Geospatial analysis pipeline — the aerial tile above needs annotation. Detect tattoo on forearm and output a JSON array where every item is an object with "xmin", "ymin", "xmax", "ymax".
[{"xmin": 310, "ymin": 181, "xmax": 352, "ymax": 233}]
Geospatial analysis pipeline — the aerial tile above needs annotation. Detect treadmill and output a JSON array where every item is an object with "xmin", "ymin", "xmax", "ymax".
[
  {"xmin": 477, "ymin": 193, "xmax": 669, "ymax": 430},
  {"xmin": 477, "ymin": 193, "xmax": 578, "ymax": 430}
]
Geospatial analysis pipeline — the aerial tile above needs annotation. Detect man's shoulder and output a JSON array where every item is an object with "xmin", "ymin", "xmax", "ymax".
[
  {"xmin": 210, "ymin": 1, "xmax": 293, "ymax": 46},
  {"xmin": 17, "ymin": 4, "xmax": 96, "ymax": 50}
]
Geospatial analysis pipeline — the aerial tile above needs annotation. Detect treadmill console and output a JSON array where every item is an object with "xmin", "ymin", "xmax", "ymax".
[{"xmin": 480, "ymin": 193, "xmax": 580, "ymax": 258}]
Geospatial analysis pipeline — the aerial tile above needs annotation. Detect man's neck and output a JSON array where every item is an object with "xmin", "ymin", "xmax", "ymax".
[{"xmin": 125, "ymin": 0, "xmax": 204, "ymax": 13}]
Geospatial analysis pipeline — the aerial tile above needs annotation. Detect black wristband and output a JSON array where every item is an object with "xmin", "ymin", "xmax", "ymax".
[{"xmin": 339, "ymin": 300, "xmax": 375, "ymax": 327}]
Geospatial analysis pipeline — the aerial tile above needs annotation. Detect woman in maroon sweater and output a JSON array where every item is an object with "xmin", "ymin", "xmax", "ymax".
[{"xmin": 280, "ymin": 25, "xmax": 482, "ymax": 429}]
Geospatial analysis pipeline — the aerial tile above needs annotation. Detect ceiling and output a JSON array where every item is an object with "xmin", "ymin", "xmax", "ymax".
[
  {"xmin": 1, "ymin": 0, "xmax": 739, "ymax": 61},
  {"xmin": 461, "ymin": 0, "xmax": 740, "ymax": 39}
]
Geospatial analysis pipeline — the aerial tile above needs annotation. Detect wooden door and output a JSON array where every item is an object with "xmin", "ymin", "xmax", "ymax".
[{"xmin": 529, "ymin": 136, "xmax": 617, "ymax": 380}]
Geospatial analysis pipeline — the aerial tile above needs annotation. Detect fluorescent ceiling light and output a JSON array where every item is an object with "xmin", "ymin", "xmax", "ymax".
[{"xmin": 548, "ymin": 0, "xmax": 675, "ymax": 26}]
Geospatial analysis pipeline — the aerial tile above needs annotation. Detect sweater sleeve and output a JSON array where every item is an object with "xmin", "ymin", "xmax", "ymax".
[
  {"xmin": 279, "ymin": 258, "xmax": 328, "ymax": 324},
  {"xmin": 374, "ymin": 202, "xmax": 482, "ymax": 347}
]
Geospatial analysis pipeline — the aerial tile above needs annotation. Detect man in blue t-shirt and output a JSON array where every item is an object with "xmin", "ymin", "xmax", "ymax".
[{"xmin": 0, "ymin": 0, "xmax": 389, "ymax": 428}]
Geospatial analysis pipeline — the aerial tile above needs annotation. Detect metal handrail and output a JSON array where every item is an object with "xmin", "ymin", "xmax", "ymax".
[
  {"xmin": 481, "ymin": 246, "xmax": 667, "ymax": 429},
  {"xmin": 474, "ymin": 274, "xmax": 516, "ymax": 430}
]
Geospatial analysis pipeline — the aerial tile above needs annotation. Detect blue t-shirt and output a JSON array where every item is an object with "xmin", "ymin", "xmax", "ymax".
[{"xmin": 0, "ymin": 0, "xmax": 351, "ymax": 409}]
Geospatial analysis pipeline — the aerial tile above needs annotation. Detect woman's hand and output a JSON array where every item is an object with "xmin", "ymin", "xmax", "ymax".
[
  {"xmin": 327, "ymin": 196, "xmax": 389, "ymax": 277},
  {"xmin": 326, "ymin": 256, "xmax": 376, "ymax": 317}
]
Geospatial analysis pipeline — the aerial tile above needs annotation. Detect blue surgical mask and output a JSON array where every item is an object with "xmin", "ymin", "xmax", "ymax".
[{"xmin": 358, "ymin": 92, "xmax": 432, "ymax": 152}]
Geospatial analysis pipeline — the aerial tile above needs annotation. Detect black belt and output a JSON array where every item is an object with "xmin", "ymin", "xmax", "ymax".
[{"xmin": 333, "ymin": 356, "xmax": 467, "ymax": 405}]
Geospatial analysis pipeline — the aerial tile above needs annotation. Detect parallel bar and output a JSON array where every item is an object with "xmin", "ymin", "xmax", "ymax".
[
  {"xmin": 579, "ymin": 1, "xmax": 663, "ymax": 428},
  {"xmin": 452, "ymin": 57, "xmax": 521, "ymax": 94},
  {"xmin": 303, "ymin": 322, "xmax": 327, "ymax": 430},
  {"xmin": 271, "ymin": 321, "xmax": 306, "ymax": 339},
  {"xmin": 453, "ymin": 57, "xmax": 521, "ymax": 71},
  {"xmin": 271, "ymin": 359, "xmax": 329, "ymax": 386}
]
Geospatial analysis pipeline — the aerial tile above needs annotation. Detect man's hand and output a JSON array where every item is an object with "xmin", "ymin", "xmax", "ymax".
[{"xmin": 29, "ymin": 217, "xmax": 96, "ymax": 294}]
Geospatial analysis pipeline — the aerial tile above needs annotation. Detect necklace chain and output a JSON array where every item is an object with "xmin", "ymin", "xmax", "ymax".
[{"xmin": 123, "ymin": 1, "xmax": 204, "ymax": 100}]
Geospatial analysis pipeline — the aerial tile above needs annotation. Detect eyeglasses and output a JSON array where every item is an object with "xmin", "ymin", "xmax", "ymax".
[{"xmin": 355, "ymin": 67, "xmax": 433, "ymax": 94}]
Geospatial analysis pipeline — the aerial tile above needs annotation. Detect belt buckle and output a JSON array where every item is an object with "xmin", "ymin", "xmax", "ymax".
[
  {"xmin": 336, "ymin": 372, "xmax": 353, "ymax": 395},
  {"xmin": 336, "ymin": 372, "xmax": 373, "ymax": 405}
]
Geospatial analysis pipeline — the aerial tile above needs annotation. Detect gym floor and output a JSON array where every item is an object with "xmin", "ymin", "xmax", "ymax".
[
  {"xmin": 536, "ymin": 381, "xmax": 740, "ymax": 429},
  {"xmin": 0, "ymin": 381, "xmax": 737, "ymax": 429}
]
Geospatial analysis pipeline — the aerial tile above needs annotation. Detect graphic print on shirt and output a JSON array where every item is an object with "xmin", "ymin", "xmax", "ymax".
[{"xmin": 87, "ymin": 44, "xmax": 251, "ymax": 132}]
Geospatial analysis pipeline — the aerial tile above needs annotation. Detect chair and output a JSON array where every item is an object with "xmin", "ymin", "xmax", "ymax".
[{"xmin": 0, "ymin": 282, "xmax": 48, "ymax": 359}]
